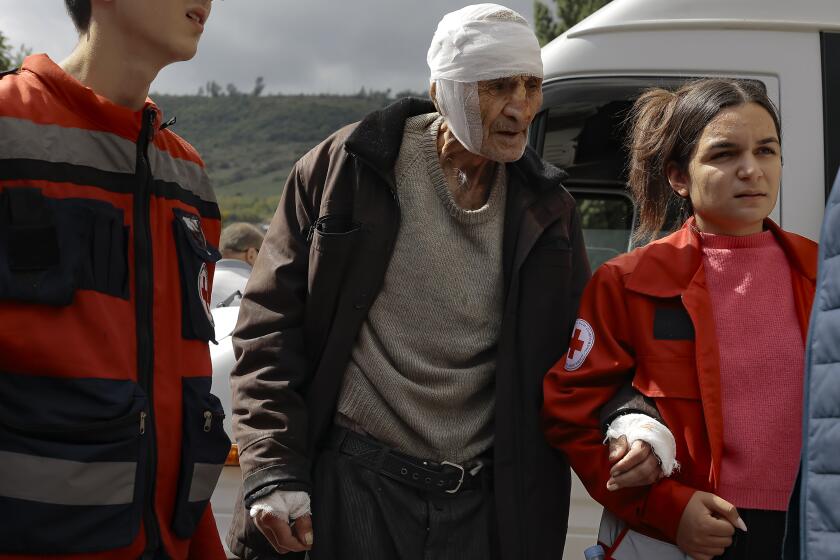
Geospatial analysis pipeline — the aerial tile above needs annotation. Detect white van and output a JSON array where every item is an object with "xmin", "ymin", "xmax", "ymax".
[{"xmin": 534, "ymin": 0, "xmax": 840, "ymax": 557}]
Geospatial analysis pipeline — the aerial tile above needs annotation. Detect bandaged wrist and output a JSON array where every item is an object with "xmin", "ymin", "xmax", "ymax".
[
  {"xmin": 605, "ymin": 413, "xmax": 679, "ymax": 476},
  {"xmin": 249, "ymin": 489, "xmax": 311, "ymax": 522}
]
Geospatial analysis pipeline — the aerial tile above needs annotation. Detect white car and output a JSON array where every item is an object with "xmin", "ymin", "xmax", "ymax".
[{"xmin": 209, "ymin": 305, "xmax": 242, "ymax": 559}]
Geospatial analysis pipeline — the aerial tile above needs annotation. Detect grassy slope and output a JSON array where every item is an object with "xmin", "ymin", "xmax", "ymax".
[{"xmin": 154, "ymin": 93, "xmax": 400, "ymax": 223}]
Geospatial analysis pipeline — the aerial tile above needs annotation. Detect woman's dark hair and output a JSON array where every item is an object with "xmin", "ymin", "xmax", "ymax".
[
  {"xmin": 627, "ymin": 78, "xmax": 781, "ymax": 243},
  {"xmin": 65, "ymin": 0, "xmax": 92, "ymax": 33}
]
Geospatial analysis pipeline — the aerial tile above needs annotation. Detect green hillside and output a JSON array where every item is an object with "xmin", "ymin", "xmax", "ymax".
[{"xmin": 154, "ymin": 91, "xmax": 418, "ymax": 223}]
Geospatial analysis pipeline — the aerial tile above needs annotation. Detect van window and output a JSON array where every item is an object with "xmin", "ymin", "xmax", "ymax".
[
  {"xmin": 575, "ymin": 191, "xmax": 633, "ymax": 269},
  {"xmin": 536, "ymin": 78, "xmax": 686, "ymax": 262}
]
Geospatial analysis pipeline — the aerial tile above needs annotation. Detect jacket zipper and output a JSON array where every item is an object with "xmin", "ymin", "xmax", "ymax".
[
  {"xmin": 203, "ymin": 409, "xmax": 225, "ymax": 432},
  {"xmin": 136, "ymin": 107, "xmax": 160, "ymax": 558}
]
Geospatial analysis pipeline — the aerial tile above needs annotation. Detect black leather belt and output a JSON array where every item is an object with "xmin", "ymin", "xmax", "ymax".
[{"xmin": 327, "ymin": 426, "xmax": 491, "ymax": 495}]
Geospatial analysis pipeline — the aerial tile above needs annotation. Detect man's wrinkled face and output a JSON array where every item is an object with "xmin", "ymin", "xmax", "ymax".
[
  {"xmin": 112, "ymin": 0, "xmax": 212, "ymax": 63},
  {"xmin": 477, "ymin": 74, "xmax": 543, "ymax": 162}
]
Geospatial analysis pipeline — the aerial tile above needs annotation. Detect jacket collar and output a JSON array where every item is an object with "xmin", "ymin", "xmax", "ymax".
[
  {"xmin": 21, "ymin": 54, "xmax": 162, "ymax": 140},
  {"xmin": 343, "ymin": 97, "xmax": 567, "ymax": 191},
  {"xmin": 625, "ymin": 217, "xmax": 817, "ymax": 297}
]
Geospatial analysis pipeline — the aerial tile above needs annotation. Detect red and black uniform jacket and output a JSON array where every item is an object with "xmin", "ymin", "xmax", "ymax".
[
  {"xmin": 0, "ymin": 54, "xmax": 229, "ymax": 560},
  {"xmin": 543, "ymin": 219, "xmax": 816, "ymax": 545}
]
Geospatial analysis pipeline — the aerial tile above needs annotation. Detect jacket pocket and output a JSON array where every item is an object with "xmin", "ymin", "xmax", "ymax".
[
  {"xmin": 0, "ymin": 373, "xmax": 147, "ymax": 554},
  {"xmin": 305, "ymin": 213, "xmax": 362, "ymax": 360},
  {"xmin": 172, "ymin": 376, "xmax": 231, "ymax": 539},
  {"xmin": 173, "ymin": 208, "xmax": 221, "ymax": 342},
  {"xmin": 0, "ymin": 187, "xmax": 128, "ymax": 306},
  {"xmin": 307, "ymin": 213, "xmax": 361, "ymax": 254}
]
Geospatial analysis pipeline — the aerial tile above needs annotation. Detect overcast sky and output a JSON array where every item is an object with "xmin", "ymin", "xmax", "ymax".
[{"xmin": 0, "ymin": 0, "xmax": 538, "ymax": 95}]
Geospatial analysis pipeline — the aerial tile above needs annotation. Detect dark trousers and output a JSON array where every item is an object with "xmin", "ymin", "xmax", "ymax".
[
  {"xmin": 714, "ymin": 508, "xmax": 788, "ymax": 560},
  {"xmin": 309, "ymin": 437, "xmax": 499, "ymax": 560}
]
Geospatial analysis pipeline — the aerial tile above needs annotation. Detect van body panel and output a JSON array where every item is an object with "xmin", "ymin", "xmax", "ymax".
[{"xmin": 565, "ymin": 0, "xmax": 840, "ymax": 39}]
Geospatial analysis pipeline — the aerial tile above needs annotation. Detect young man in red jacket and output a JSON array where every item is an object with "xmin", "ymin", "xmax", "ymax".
[{"xmin": 0, "ymin": 1, "xmax": 229, "ymax": 558}]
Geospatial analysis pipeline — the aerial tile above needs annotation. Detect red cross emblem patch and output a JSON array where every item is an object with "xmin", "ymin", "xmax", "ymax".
[
  {"xmin": 197, "ymin": 262, "xmax": 214, "ymax": 328},
  {"xmin": 564, "ymin": 318, "xmax": 594, "ymax": 371}
]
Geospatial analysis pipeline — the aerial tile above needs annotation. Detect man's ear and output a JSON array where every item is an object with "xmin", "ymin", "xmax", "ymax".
[
  {"xmin": 246, "ymin": 247, "xmax": 259, "ymax": 267},
  {"xmin": 429, "ymin": 82, "xmax": 440, "ymax": 112},
  {"xmin": 665, "ymin": 162, "xmax": 690, "ymax": 199}
]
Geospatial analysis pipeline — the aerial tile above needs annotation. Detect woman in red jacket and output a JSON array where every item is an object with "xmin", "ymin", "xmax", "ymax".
[{"xmin": 542, "ymin": 78, "xmax": 817, "ymax": 560}]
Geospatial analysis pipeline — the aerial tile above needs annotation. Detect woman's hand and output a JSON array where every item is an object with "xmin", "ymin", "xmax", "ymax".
[{"xmin": 676, "ymin": 491, "xmax": 746, "ymax": 560}]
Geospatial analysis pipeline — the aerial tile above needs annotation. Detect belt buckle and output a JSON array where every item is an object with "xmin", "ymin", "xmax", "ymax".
[{"xmin": 441, "ymin": 460, "xmax": 465, "ymax": 494}]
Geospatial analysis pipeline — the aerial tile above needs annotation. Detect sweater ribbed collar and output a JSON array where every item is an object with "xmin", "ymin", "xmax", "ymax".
[{"xmin": 698, "ymin": 229, "xmax": 776, "ymax": 250}]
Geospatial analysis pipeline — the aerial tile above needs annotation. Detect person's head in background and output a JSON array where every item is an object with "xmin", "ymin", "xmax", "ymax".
[
  {"xmin": 627, "ymin": 78, "xmax": 782, "ymax": 243},
  {"xmin": 220, "ymin": 222, "xmax": 265, "ymax": 267}
]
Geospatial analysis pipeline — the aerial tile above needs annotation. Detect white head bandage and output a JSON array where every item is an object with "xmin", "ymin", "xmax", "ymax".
[{"xmin": 427, "ymin": 4, "xmax": 543, "ymax": 156}]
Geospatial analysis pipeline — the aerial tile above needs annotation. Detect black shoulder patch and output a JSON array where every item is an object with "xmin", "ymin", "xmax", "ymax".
[{"xmin": 653, "ymin": 304, "xmax": 695, "ymax": 340}]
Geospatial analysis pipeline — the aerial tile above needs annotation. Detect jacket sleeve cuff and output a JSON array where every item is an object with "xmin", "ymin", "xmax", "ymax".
[
  {"xmin": 242, "ymin": 464, "xmax": 312, "ymax": 507},
  {"xmin": 599, "ymin": 381, "xmax": 663, "ymax": 431},
  {"xmin": 640, "ymin": 479, "xmax": 696, "ymax": 543}
]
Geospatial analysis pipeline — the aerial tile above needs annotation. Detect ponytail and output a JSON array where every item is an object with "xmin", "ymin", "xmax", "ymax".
[{"xmin": 626, "ymin": 89, "xmax": 688, "ymax": 244}]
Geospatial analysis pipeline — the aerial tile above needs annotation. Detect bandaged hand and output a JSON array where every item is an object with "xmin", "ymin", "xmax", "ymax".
[
  {"xmin": 250, "ymin": 490, "xmax": 313, "ymax": 554},
  {"xmin": 605, "ymin": 413, "xmax": 678, "ymax": 490}
]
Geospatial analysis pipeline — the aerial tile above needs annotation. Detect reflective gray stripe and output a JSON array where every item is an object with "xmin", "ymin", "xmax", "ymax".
[
  {"xmin": 148, "ymin": 144, "xmax": 216, "ymax": 204},
  {"xmin": 0, "ymin": 116, "xmax": 135, "ymax": 174},
  {"xmin": 0, "ymin": 450, "xmax": 136, "ymax": 506},
  {"xmin": 188, "ymin": 462, "xmax": 224, "ymax": 503},
  {"xmin": 0, "ymin": 116, "xmax": 216, "ymax": 205}
]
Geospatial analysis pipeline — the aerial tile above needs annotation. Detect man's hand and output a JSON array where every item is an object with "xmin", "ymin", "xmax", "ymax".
[
  {"xmin": 253, "ymin": 510, "xmax": 313, "ymax": 554},
  {"xmin": 605, "ymin": 435, "xmax": 662, "ymax": 490},
  {"xmin": 250, "ymin": 490, "xmax": 313, "ymax": 554},
  {"xmin": 676, "ymin": 491, "xmax": 746, "ymax": 560}
]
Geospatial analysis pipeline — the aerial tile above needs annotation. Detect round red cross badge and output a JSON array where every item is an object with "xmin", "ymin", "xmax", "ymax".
[
  {"xmin": 198, "ymin": 262, "xmax": 215, "ymax": 328},
  {"xmin": 564, "ymin": 318, "xmax": 594, "ymax": 371}
]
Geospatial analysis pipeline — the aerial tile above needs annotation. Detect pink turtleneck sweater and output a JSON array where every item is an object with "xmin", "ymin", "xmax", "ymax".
[{"xmin": 700, "ymin": 230, "xmax": 803, "ymax": 511}]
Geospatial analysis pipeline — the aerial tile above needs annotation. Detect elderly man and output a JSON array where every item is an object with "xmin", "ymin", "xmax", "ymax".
[
  {"xmin": 227, "ymin": 5, "xmax": 659, "ymax": 560},
  {"xmin": 211, "ymin": 222, "xmax": 265, "ymax": 308}
]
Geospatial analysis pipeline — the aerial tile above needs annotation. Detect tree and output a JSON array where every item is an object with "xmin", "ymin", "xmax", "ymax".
[
  {"xmin": 226, "ymin": 82, "xmax": 241, "ymax": 97},
  {"xmin": 206, "ymin": 80, "xmax": 222, "ymax": 97},
  {"xmin": 0, "ymin": 30, "xmax": 30, "ymax": 70},
  {"xmin": 252, "ymin": 76, "xmax": 265, "ymax": 97},
  {"xmin": 533, "ymin": 0, "xmax": 612, "ymax": 46}
]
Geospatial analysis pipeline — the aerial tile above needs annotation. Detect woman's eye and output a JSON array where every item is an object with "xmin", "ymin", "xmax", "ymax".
[
  {"xmin": 758, "ymin": 147, "xmax": 777, "ymax": 155},
  {"xmin": 710, "ymin": 151, "xmax": 731, "ymax": 160}
]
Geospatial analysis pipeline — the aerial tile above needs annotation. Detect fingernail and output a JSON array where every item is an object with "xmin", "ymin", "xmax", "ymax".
[
  {"xmin": 736, "ymin": 517, "xmax": 748, "ymax": 532},
  {"xmin": 304, "ymin": 532, "xmax": 314, "ymax": 545},
  {"xmin": 611, "ymin": 470, "xmax": 622, "ymax": 478},
  {"xmin": 606, "ymin": 481, "xmax": 618, "ymax": 491}
]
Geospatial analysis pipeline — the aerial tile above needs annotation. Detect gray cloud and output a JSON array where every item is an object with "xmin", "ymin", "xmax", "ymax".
[{"xmin": 0, "ymin": 0, "xmax": 536, "ymax": 95}]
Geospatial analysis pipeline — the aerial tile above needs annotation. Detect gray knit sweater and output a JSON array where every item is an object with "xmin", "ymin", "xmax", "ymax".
[{"xmin": 335, "ymin": 113, "xmax": 505, "ymax": 463}]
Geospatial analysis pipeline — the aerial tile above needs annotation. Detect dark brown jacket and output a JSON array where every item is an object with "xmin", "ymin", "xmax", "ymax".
[{"xmin": 227, "ymin": 98, "xmax": 590, "ymax": 560}]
